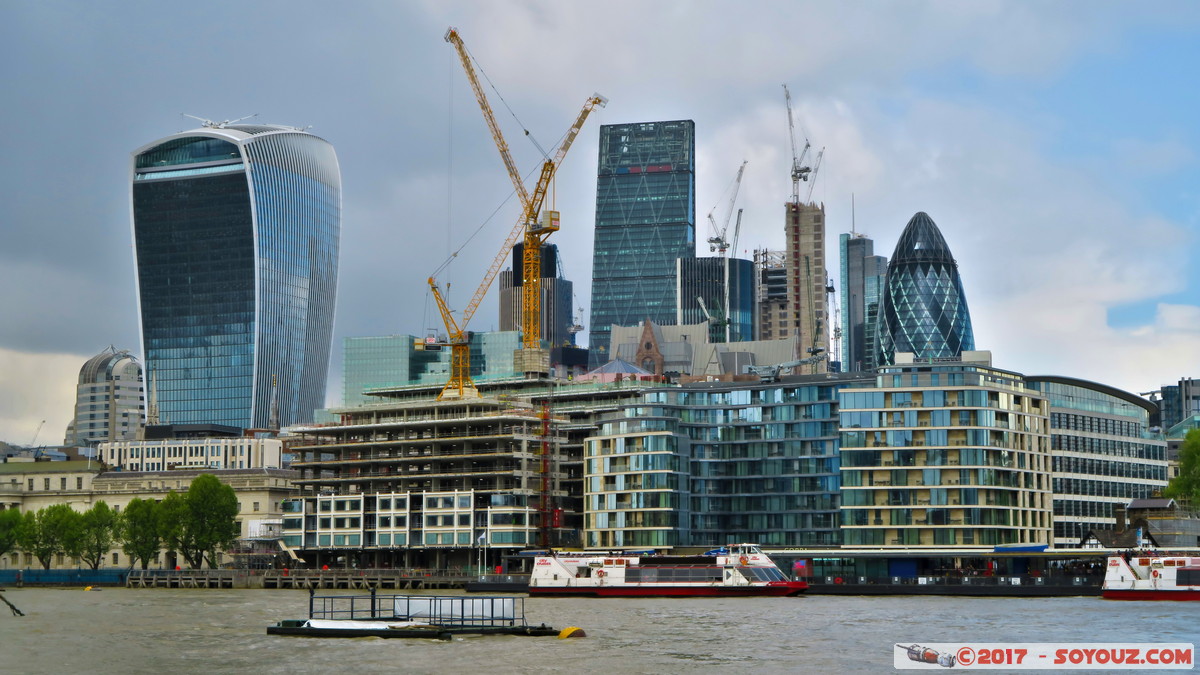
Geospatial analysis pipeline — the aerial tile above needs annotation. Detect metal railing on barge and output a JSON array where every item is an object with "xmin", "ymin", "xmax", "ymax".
[{"xmin": 307, "ymin": 589, "xmax": 526, "ymax": 628}]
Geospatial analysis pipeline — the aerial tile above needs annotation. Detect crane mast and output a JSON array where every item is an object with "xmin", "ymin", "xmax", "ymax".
[
  {"xmin": 783, "ymin": 84, "xmax": 812, "ymax": 204},
  {"xmin": 521, "ymin": 94, "xmax": 606, "ymax": 356},
  {"xmin": 705, "ymin": 160, "xmax": 748, "ymax": 256}
]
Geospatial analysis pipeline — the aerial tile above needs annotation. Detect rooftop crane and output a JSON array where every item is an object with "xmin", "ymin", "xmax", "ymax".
[
  {"xmin": 806, "ymin": 147, "xmax": 825, "ymax": 203},
  {"xmin": 444, "ymin": 27, "xmax": 606, "ymax": 363},
  {"xmin": 729, "ymin": 208, "xmax": 744, "ymax": 259},
  {"xmin": 705, "ymin": 160, "xmax": 747, "ymax": 256},
  {"xmin": 783, "ymin": 84, "xmax": 812, "ymax": 204},
  {"xmin": 432, "ymin": 28, "xmax": 605, "ymax": 399},
  {"xmin": 744, "ymin": 352, "xmax": 828, "ymax": 382}
]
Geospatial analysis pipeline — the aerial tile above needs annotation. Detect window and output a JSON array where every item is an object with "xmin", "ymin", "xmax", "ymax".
[
  {"xmin": 44, "ymin": 478, "xmax": 50, "ymax": 490},
  {"xmin": 253, "ymin": 502, "xmax": 260, "ymax": 512},
  {"xmin": 76, "ymin": 477, "xmax": 83, "ymax": 489},
  {"xmin": 113, "ymin": 553, "xmax": 119, "ymax": 565},
  {"xmin": 60, "ymin": 477, "xmax": 67, "ymax": 490}
]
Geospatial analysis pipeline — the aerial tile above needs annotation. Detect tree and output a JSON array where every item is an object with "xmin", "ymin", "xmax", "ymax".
[
  {"xmin": 70, "ymin": 501, "xmax": 118, "ymax": 570},
  {"xmin": 18, "ymin": 504, "xmax": 81, "ymax": 569},
  {"xmin": 159, "ymin": 491, "xmax": 199, "ymax": 568},
  {"xmin": 186, "ymin": 474, "xmax": 240, "ymax": 569},
  {"xmin": 1164, "ymin": 428, "xmax": 1200, "ymax": 505},
  {"xmin": 119, "ymin": 498, "xmax": 163, "ymax": 570},
  {"xmin": 0, "ymin": 508, "xmax": 21, "ymax": 563}
]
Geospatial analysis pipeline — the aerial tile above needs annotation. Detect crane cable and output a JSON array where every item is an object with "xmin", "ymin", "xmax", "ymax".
[
  {"xmin": 428, "ymin": 115, "xmax": 585, "ymax": 281},
  {"xmin": 461, "ymin": 42, "xmax": 549, "ymax": 161}
]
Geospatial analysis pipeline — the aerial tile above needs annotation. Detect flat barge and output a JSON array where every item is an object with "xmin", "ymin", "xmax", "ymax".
[{"xmin": 267, "ymin": 590, "xmax": 567, "ymax": 639}]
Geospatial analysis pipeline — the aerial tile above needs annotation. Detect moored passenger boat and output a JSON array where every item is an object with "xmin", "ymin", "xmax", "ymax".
[
  {"xmin": 1102, "ymin": 554, "xmax": 1200, "ymax": 600},
  {"xmin": 528, "ymin": 543, "xmax": 806, "ymax": 597}
]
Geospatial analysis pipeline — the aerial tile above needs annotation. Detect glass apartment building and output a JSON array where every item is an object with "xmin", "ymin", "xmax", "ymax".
[
  {"xmin": 875, "ymin": 212, "xmax": 974, "ymax": 367},
  {"xmin": 132, "ymin": 124, "xmax": 341, "ymax": 429},
  {"xmin": 583, "ymin": 375, "xmax": 869, "ymax": 549},
  {"xmin": 589, "ymin": 120, "xmax": 695, "ymax": 367},
  {"xmin": 839, "ymin": 353, "xmax": 1053, "ymax": 547},
  {"xmin": 1025, "ymin": 376, "xmax": 1168, "ymax": 546},
  {"xmin": 342, "ymin": 332, "xmax": 521, "ymax": 407}
]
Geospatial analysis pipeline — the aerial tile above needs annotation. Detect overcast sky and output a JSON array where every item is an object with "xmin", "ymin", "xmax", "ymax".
[{"xmin": 3, "ymin": 1, "xmax": 1200, "ymax": 445}]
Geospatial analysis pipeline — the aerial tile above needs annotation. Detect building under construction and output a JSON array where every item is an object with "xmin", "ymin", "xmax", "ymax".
[{"xmin": 283, "ymin": 378, "xmax": 663, "ymax": 569}]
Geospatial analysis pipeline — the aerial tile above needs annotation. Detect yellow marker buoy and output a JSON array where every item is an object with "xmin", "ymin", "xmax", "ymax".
[{"xmin": 557, "ymin": 626, "xmax": 586, "ymax": 639}]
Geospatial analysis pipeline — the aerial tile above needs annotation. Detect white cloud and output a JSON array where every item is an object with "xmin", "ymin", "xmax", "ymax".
[{"xmin": 0, "ymin": 348, "xmax": 81, "ymax": 447}]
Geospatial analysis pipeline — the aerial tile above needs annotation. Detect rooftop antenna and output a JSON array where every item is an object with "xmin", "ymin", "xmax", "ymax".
[
  {"xmin": 851, "ymin": 193, "xmax": 857, "ymax": 237},
  {"xmin": 181, "ymin": 113, "xmax": 259, "ymax": 128}
]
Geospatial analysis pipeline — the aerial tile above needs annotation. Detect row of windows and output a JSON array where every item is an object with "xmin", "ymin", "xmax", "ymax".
[
  {"xmin": 691, "ymin": 511, "xmax": 837, "ymax": 531},
  {"xmin": 1051, "ymin": 435, "xmax": 1165, "ymax": 461},
  {"xmin": 1053, "ymin": 455, "xmax": 1166, "ymax": 479},
  {"xmin": 1050, "ymin": 412, "xmax": 1144, "ymax": 437},
  {"xmin": 1053, "ymin": 478, "xmax": 1164, "ymax": 500},
  {"xmin": 24, "ymin": 477, "xmax": 85, "ymax": 491},
  {"xmin": 842, "ymin": 528, "xmax": 1017, "ymax": 547}
]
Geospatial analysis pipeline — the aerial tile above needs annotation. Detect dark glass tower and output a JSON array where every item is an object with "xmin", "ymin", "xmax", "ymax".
[
  {"xmin": 676, "ymin": 257, "xmax": 755, "ymax": 343},
  {"xmin": 131, "ymin": 124, "xmax": 341, "ymax": 429},
  {"xmin": 874, "ymin": 212, "xmax": 974, "ymax": 366},
  {"xmin": 840, "ymin": 233, "xmax": 888, "ymax": 372},
  {"xmin": 589, "ymin": 120, "xmax": 695, "ymax": 367}
]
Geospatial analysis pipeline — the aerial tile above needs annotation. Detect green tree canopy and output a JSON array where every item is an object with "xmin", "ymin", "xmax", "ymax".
[
  {"xmin": 158, "ymin": 475, "xmax": 241, "ymax": 569},
  {"xmin": 1164, "ymin": 428, "xmax": 1200, "ymax": 505},
  {"xmin": 187, "ymin": 474, "xmax": 240, "ymax": 569},
  {"xmin": 159, "ymin": 490, "xmax": 199, "ymax": 568},
  {"xmin": 70, "ymin": 501, "xmax": 118, "ymax": 570},
  {"xmin": 120, "ymin": 497, "xmax": 163, "ymax": 570},
  {"xmin": 0, "ymin": 508, "xmax": 22, "ymax": 563},
  {"xmin": 18, "ymin": 504, "xmax": 81, "ymax": 569}
]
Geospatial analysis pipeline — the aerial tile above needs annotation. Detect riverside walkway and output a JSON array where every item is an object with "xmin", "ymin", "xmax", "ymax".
[{"xmin": 126, "ymin": 568, "xmax": 480, "ymax": 590}]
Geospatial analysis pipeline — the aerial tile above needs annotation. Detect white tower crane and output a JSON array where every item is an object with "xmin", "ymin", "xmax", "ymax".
[
  {"xmin": 783, "ymin": 84, "xmax": 812, "ymax": 204},
  {"xmin": 706, "ymin": 160, "xmax": 748, "ymax": 256}
]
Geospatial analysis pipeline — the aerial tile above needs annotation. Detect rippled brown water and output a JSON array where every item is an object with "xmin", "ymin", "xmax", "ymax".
[{"xmin": 0, "ymin": 588, "xmax": 1192, "ymax": 674}]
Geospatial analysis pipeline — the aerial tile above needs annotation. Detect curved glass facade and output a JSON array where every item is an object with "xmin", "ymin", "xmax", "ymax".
[
  {"xmin": 132, "ymin": 125, "xmax": 340, "ymax": 430},
  {"xmin": 875, "ymin": 212, "xmax": 974, "ymax": 367},
  {"xmin": 1025, "ymin": 377, "xmax": 1168, "ymax": 546}
]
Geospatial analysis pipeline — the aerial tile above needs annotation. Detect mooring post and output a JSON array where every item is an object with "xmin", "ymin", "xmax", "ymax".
[
  {"xmin": 0, "ymin": 591, "xmax": 25, "ymax": 617},
  {"xmin": 370, "ymin": 586, "xmax": 377, "ymax": 618},
  {"xmin": 308, "ymin": 587, "xmax": 315, "ymax": 619}
]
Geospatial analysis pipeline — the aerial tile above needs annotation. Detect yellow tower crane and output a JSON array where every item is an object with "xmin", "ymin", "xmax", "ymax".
[{"xmin": 431, "ymin": 27, "xmax": 606, "ymax": 399}]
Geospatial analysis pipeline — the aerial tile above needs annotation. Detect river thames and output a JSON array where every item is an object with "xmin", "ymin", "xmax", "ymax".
[{"xmin": 0, "ymin": 588, "xmax": 1193, "ymax": 673}]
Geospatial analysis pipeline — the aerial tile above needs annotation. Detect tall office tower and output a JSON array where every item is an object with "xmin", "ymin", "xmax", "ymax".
[
  {"xmin": 1157, "ymin": 378, "xmax": 1200, "ymax": 431},
  {"xmin": 499, "ymin": 243, "xmax": 575, "ymax": 348},
  {"xmin": 63, "ymin": 347, "xmax": 145, "ymax": 447},
  {"xmin": 754, "ymin": 249, "xmax": 787, "ymax": 340},
  {"xmin": 875, "ymin": 212, "xmax": 974, "ymax": 367},
  {"xmin": 589, "ymin": 120, "xmax": 696, "ymax": 367},
  {"xmin": 676, "ymin": 256, "xmax": 755, "ymax": 343},
  {"xmin": 785, "ymin": 201, "xmax": 829, "ymax": 369},
  {"xmin": 839, "ymin": 233, "xmax": 888, "ymax": 372},
  {"xmin": 131, "ymin": 123, "xmax": 341, "ymax": 430}
]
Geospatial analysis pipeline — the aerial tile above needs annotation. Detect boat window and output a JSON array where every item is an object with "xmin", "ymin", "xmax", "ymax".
[
  {"xmin": 626, "ymin": 567, "xmax": 723, "ymax": 583},
  {"xmin": 1178, "ymin": 568, "xmax": 1200, "ymax": 586},
  {"xmin": 744, "ymin": 567, "xmax": 786, "ymax": 582}
]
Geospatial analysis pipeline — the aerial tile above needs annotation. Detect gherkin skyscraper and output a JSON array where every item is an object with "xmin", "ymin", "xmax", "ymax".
[{"xmin": 874, "ymin": 212, "xmax": 974, "ymax": 366}]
